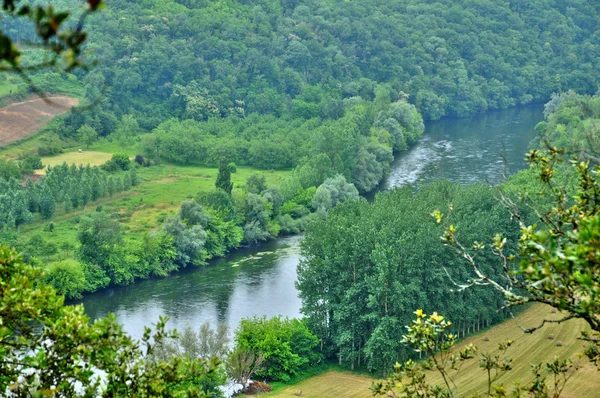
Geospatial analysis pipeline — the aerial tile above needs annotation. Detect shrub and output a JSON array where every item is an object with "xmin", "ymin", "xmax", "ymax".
[
  {"xmin": 234, "ymin": 316, "xmax": 321, "ymax": 382},
  {"xmin": 102, "ymin": 153, "xmax": 131, "ymax": 172},
  {"xmin": 134, "ymin": 154, "xmax": 145, "ymax": 166},
  {"xmin": 43, "ymin": 259, "xmax": 86, "ymax": 299}
]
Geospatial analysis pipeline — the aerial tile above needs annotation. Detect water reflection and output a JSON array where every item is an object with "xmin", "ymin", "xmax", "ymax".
[{"xmin": 76, "ymin": 236, "xmax": 302, "ymax": 340}]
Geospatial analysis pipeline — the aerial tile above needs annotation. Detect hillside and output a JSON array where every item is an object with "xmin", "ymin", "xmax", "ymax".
[{"xmin": 261, "ymin": 304, "xmax": 597, "ymax": 398}]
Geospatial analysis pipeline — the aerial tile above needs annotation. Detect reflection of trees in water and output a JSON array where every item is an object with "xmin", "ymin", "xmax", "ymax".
[{"xmin": 78, "ymin": 241, "xmax": 291, "ymax": 328}]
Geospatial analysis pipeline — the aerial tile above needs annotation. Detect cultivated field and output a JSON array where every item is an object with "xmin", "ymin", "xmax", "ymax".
[
  {"xmin": 0, "ymin": 95, "xmax": 78, "ymax": 146},
  {"xmin": 261, "ymin": 304, "xmax": 598, "ymax": 398}
]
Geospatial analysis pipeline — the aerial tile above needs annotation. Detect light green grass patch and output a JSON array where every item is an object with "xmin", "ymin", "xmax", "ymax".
[
  {"xmin": 0, "ymin": 80, "xmax": 19, "ymax": 97},
  {"xmin": 38, "ymin": 151, "xmax": 114, "ymax": 173}
]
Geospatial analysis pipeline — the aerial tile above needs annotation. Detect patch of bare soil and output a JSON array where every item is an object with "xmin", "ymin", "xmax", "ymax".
[{"xmin": 0, "ymin": 95, "xmax": 79, "ymax": 146}]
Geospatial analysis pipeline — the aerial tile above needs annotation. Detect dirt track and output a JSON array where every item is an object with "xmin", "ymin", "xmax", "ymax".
[{"xmin": 0, "ymin": 95, "xmax": 78, "ymax": 146}]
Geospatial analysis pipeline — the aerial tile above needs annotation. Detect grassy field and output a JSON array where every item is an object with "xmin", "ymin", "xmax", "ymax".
[
  {"xmin": 259, "ymin": 304, "xmax": 598, "ymax": 398},
  {"xmin": 18, "ymin": 147, "xmax": 292, "ymax": 259},
  {"xmin": 38, "ymin": 151, "xmax": 114, "ymax": 172}
]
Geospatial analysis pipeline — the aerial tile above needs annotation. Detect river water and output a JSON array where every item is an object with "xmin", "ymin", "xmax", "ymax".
[{"xmin": 77, "ymin": 104, "xmax": 544, "ymax": 339}]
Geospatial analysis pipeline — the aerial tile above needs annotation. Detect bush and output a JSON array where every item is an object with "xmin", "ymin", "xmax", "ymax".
[
  {"xmin": 234, "ymin": 316, "xmax": 321, "ymax": 382},
  {"xmin": 43, "ymin": 259, "xmax": 86, "ymax": 299},
  {"xmin": 134, "ymin": 154, "xmax": 145, "ymax": 166},
  {"xmin": 18, "ymin": 153, "xmax": 43, "ymax": 174},
  {"xmin": 102, "ymin": 153, "xmax": 131, "ymax": 172}
]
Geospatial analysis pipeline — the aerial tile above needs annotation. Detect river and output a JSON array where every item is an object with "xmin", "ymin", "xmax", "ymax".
[{"xmin": 77, "ymin": 104, "xmax": 544, "ymax": 339}]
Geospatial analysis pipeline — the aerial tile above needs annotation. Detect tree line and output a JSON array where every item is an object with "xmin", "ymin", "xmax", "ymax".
[{"xmin": 0, "ymin": 160, "xmax": 139, "ymax": 232}]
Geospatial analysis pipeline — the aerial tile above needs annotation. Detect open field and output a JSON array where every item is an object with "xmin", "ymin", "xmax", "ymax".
[
  {"xmin": 263, "ymin": 372, "xmax": 373, "ymax": 398},
  {"xmin": 260, "ymin": 304, "xmax": 598, "ymax": 398},
  {"xmin": 0, "ymin": 95, "xmax": 78, "ymax": 146},
  {"xmin": 38, "ymin": 151, "xmax": 114, "ymax": 173},
  {"xmin": 19, "ymin": 150, "xmax": 292, "ymax": 259}
]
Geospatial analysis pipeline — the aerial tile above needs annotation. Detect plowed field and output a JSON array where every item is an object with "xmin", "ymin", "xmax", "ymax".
[{"xmin": 0, "ymin": 95, "xmax": 78, "ymax": 146}]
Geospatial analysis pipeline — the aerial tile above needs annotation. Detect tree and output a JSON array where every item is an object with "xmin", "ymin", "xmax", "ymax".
[
  {"xmin": 43, "ymin": 259, "xmax": 86, "ymax": 298},
  {"xmin": 77, "ymin": 211, "xmax": 123, "ymax": 266},
  {"xmin": 163, "ymin": 215, "xmax": 207, "ymax": 266},
  {"xmin": 180, "ymin": 200, "xmax": 210, "ymax": 227},
  {"xmin": 112, "ymin": 152, "xmax": 131, "ymax": 171},
  {"xmin": 113, "ymin": 115, "xmax": 140, "ymax": 148},
  {"xmin": 77, "ymin": 124, "xmax": 98, "ymax": 149},
  {"xmin": 18, "ymin": 153, "xmax": 43, "ymax": 174},
  {"xmin": 38, "ymin": 184, "xmax": 57, "ymax": 219},
  {"xmin": 0, "ymin": 245, "xmax": 223, "ymax": 396},
  {"xmin": 435, "ymin": 148, "xmax": 600, "ymax": 367},
  {"xmin": 234, "ymin": 316, "xmax": 321, "ymax": 382},
  {"xmin": 311, "ymin": 174, "xmax": 359, "ymax": 212},
  {"xmin": 371, "ymin": 310, "xmax": 577, "ymax": 398},
  {"xmin": 63, "ymin": 193, "xmax": 73, "ymax": 213},
  {"xmin": 246, "ymin": 173, "xmax": 267, "ymax": 194},
  {"xmin": 215, "ymin": 157, "xmax": 233, "ymax": 195},
  {"xmin": 226, "ymin": 348, "xmax": 265, "ymax": 392},
  {"xmin": 11, "ymin": 191, "xmax": 33, "ymax": 232}
]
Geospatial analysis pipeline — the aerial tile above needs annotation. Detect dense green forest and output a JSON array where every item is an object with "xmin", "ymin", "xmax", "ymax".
[
  {"xmin": 54, "ymin": 0, "xmax": 600, "ymax": 126},
  {"xmin": 3, "ymin": 0, "xmax": 599, "ymax": 188},
  {"xmin": 296, "ymin": 91, "xmax": 600, "ymax": 374}
]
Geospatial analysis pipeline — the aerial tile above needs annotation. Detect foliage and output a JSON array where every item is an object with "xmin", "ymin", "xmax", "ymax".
[
  {"xmin": 311, "ymin": 174, "xmax": 359, "ymax": 212},
  {"xmin": 78, "ymin": 211, "xmax": 122, "ymax": 265},
  {"xmin": 234, "ymin": 316, "xmax": 321, "ymax": 382},
  {"xmin": 42, "ymin": 258, "xmax": 86, "ymax": 298},
  {"xmin": 0, "ymin": 162, "xmax": 137, "ymax": 231},
  {"xmin": 163, "ymin": 214, "xmax": 206, "ymax": 267},
  {"xmin": 0, "ymin": 0, "xmax": 101, "ymax": 73},
  {"xmin": 16, "ymin": 152, "xmax": 42, "ymax": 174},
  {"xmin": 102, "ymin": 152, "xmax": 131, "ymax": 172},
  {"xmin": 246, "ymin": 173, "xmax": 267, "ymax": 194},
  {"xmin": 225, "ymin": 348, "xmax": 265, "ymax": 392},
  {"xmin": 0, "ymin": 245, "xmax": 224, "ymax": 396},
  {"xmin": 215, "ymin": 157, "xmax": 233, "ymax": 195},
  {"xmin": 438, "ymin": 147, "xmax": 600, "ymax": 368},
  {"xmin": 77, "ymin": 124, "xmax": 98, "ymax": 149},
  {"xmin": 49, "ymin": 0, "xmax": 598, "ymax": 134},
  {"xmin": 534, "ymin": 91, "xmax": 600, "ymax": 161}
]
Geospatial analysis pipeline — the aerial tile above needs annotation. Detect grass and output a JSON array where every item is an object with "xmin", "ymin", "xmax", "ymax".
[
  {"xmin": 257, "ymin": 304, "xmax": 598, "ymax": 398},
  {"xmin": 38, "ymin": 151, "xmax": 114, "ymax": 173},
  {"xmin": 18, "ymin": 147, "xmax": 292, "ymax": 259},
  {"xmin": 0, "ymin": 79, "xmax": 20, "ymax": 97}
]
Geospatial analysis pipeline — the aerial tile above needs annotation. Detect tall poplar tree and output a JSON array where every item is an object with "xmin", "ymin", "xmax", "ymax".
[{"xmin": 215, "ymin": 157, "xmax": 233, "ymax": 195}]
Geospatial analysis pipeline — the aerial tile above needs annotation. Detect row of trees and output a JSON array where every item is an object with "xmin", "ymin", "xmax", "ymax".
[{"xmin": 0, "ymin": 161, "xmax": 139, "ymax": 231}]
